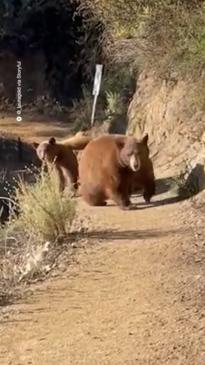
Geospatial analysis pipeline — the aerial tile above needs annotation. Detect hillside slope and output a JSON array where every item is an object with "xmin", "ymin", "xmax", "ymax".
[{"xmin": 127, "ymin": 70, "xmax": 205, "ymax": 201}]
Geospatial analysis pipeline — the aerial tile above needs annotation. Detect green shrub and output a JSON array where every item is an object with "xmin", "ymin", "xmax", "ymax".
[
  {"xmin": 70, "ymin": 86, "xmax": 96, "ymax": 131},
  {"xmin": 70, "ymin": 84, "xmax": 106, "ymax": 132},
  {"xmin": 102, "ymin": 64, "xmax": 136, "ymax": 96},
  {"xmin": 102, "ymin": 64, "xmax": 136, "ymax": 120},
  {"xmin": 70, "ymin": 64, "xmax": 136, "ymax": 130},
  {"xmin": 105, "ymin": 91, "xmax": 123, "ymax": 117}
]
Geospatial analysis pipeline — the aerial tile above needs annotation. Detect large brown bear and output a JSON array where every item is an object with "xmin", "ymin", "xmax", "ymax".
[
  {"xmin": 79, "ymin": 134, "xmax": 152, "ymax": 209},
  {"xmin": 32, "ymin": 133, "xmax": 92, "ymax": 193}
]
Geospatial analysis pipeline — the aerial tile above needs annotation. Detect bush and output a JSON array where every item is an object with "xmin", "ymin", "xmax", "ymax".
[
  {"xmin": 138, "ymin": 2, "xmax": 205, "ymax": 77},
  {"xmin": 85, "ymin": 0, "xmax": 205, "ymax": 79},
  {"xmin": 12, "ymin": 167, "xmax": 76, "ymax": 243},
  {"xmin": 70, "ymin": 86, "xmax": 94, "ymax": 131},
  {"xmin": 0, "ymin": 167, "xmax": 77, "ymax": 299},
  {"xmin": 102, "ymin": 63, "xmax": 136, "ymax": 96},
  {"xmin": 170, "ymin": 163, "xmax": 200, "ymax": 200},
  {"xmin": 70, "ymin": 63, "xmax": 136, "ymax": 131},
  {"xmin": 105, "ymin": 91, "xmax": 123, "ymax": 117}
]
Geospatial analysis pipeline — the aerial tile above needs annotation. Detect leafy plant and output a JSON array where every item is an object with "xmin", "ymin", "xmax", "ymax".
[{"xmin": 105, "ymin": 90, "xmax": 122, "ymax": 117}]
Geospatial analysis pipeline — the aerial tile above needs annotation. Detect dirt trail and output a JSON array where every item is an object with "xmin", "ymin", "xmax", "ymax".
[
  {"xmin": 0, "ymin": 116, "xmax": 73, "ymax": 142},
  {"xmin": 0, "ymin": 186, "xmax": 204, "ymax": 365},
  {"xmin": 0, "ymin": 116, "xmax": 204, "ymax": 364}
]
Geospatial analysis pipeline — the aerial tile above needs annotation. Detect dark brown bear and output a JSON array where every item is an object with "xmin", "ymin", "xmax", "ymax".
[
  {"xmin": 131, "ymin": 156, "xmax": 155, "ymax": 203},
  {"xmin": 32, "ymin": 133, "xmax": 92, "ymax": 193},
  {"xmin": 79, "ymin": 134, "xmax": 150, "ymax": 209}
]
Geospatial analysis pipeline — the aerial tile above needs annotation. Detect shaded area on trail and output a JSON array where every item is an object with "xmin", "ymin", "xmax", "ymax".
[{"xmin": 69, "ymin": 226, "xmax": 189, "ymax": 242}]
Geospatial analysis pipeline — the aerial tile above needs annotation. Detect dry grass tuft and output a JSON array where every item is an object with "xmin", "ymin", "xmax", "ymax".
[
  {"xmin": 0, "ymin": 167, "xmax": 77, "ymax": 305},
  {"xmin": 14, "ymin": 167, "xmax": 76, "ymax": 242}
]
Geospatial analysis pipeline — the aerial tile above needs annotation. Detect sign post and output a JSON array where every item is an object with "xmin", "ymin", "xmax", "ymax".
[{"xmin": 91, "ymin": 64, "xmax": 103, "ymax": 126}]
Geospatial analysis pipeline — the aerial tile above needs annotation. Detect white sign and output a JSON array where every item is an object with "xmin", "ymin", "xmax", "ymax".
[
  {"xmin": 92, "ymin": 64, "xmax": 103, "ymax": 96},
  {"xmin": 91, "ymin": 64, "xmax": 103, "ymax": 126}
]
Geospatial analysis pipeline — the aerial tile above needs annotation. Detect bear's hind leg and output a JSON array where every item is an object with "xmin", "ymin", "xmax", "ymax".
[
  {"xmin": 143, "ymin": 178, "xmax": 156, "ymax": 203},
  {"xmin": 106, "ymin": 187, "xmax": 131, "ymax": 210},
  {"xmin": 62, "ymin": 167, "xmax": 78, "ymax": 195},
  {"xmin": 82, "ymin": 187, "xmax": 107, "ymax": 207},
  {"xmin": 54, "ymin": 165, "xmax": 65, "ymax": 192}
]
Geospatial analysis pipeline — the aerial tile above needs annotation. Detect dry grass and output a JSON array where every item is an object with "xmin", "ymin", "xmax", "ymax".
[
  {"xmin": 0, "ymin": 167, "xmax": 77, "ymax": 305},
  {"xmin": 13, "ymin": 167, "xmax": 76, "ymax": 242},
  {"xmin": 84, "ymin": 1, "xmax": 205, "ymax": 80},
  {"xmin": 69, "ymin": 86, "xmax": 96, "ymax": 131},
  {"xmin": 137, "ymin": 2, "xmax": 205, "ymax": 79}
]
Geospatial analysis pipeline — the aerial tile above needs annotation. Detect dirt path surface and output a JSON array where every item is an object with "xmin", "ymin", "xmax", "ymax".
[
  {"xmin": 0, "ymin": 186, "xmax": 204, "ymax": 365},
  {"xmin": 0, "ymin": 115, "xmax": 73, "ymax": 142}
]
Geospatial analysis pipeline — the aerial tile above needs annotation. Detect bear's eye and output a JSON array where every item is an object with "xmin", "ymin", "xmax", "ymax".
[{"xmin": 126, "ymin": 152, "xmax": 133, "ymax": 158}]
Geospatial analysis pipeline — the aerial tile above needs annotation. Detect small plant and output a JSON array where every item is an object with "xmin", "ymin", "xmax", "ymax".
[
  {"xmin": 70, "ymin": 86, "xmax": 94, "ymax": 131},
  {"xmin": 12, "ymin": 167, "xmax": 76, "ymax": 242},
  {"xmin": 102, "ymin": 64, "xmax": 136, "ymax": 98},
  {"xmin": 170, "ymin": 163, "xmax": 200, "ymax": 200},
  {"xmin": 105, "ymin": 90, "xmax": 122, "ymax": 117},
  {"xmin": 0, "ymin": 166, "xmax": 77, "ymax": 297},
  {"xmin": 68, "ymin": 63, "xmax": 136, "ymax": 132}
]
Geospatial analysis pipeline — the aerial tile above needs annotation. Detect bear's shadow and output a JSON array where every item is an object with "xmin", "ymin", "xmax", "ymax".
[
  {"xmin": 105, "ymin": 175, "xmax": 180, "ymax": 210},
  {"xmin": 127, "ymin": 175, "xmax": 186, "ymax": 209},
  {"xmin": 70, "ymin": 227, "xmax": 185, "ymax": 242},
  {"xmin": 106, "ymin": 195, "xmax": 179, "ymax": 210},
  {"xmin": 155, "ymin": 176, "xmax": 175, "ymax": 195}
]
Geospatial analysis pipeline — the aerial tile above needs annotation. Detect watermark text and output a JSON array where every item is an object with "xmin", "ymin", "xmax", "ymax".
[{"xmin": 16, "ymin": 60, "xmax": 22, "ymax": 122}]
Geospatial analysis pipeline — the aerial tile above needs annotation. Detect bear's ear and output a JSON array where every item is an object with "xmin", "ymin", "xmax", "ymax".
[
  {"xmin": 48, "ymin": 137, "xmax": 56, "ymax": 145},
  {"xmin": 141, "ymin": 134, "xmax": 148, "ymax": 145},
  {"xmin": 32, "ymin": 142, "xmax": 39, "ymax": 149}
]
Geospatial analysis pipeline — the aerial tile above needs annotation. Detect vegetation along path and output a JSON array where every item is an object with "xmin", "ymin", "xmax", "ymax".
[{"xmin": 0, "ymin": 182, "xmax": 204, "ymax": 365}]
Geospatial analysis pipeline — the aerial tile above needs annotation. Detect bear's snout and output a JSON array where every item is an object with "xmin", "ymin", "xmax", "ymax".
[
  {"xmin": 129, "ymin": 154, "xmax": 141, "ymax": 172},
  {"xmin": 37, "ymin": 147, "xmax": 46, "ymax": 161}
]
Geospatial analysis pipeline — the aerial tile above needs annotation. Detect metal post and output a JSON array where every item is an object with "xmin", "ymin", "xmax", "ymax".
[{"xmin": 91, "ymin": 64, "xmax": 103, "ymax": 127}]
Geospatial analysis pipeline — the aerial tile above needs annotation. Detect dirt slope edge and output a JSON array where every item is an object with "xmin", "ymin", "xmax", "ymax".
[{"xmin": 127, "ymin": 70, "xmax": 205, "ymax": 191}]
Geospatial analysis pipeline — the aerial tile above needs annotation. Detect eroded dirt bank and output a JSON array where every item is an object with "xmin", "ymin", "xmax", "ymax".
[{"xmin": 127, "ymin": 71, "xmax": 205, "ymax": 187}]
